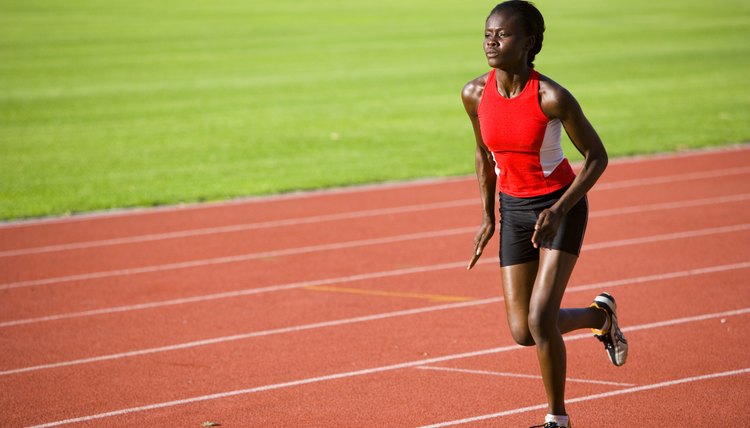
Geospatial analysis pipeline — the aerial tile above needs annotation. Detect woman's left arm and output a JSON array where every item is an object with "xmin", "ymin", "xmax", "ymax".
[{"xmin": 532, "ymin": 79, "xmax": 609, "ymax": 249}]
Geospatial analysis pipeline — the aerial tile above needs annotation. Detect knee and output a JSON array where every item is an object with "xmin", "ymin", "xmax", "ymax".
[
  {"xmin": 527, "ymin": 310, "xmax": 558, "ymax": 340},
  {"xmin": 508, "ymin": 322, "xmax": 535, "ymax": 347}
]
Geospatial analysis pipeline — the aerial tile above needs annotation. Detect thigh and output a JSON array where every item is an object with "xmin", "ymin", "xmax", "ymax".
[
  {"xmin": 529, "ymin": 248, "xmax": 579, "ymax": 318},
  {"xmin": 501, "ymin": 260, "xmax": 539, "ymax": 329}
]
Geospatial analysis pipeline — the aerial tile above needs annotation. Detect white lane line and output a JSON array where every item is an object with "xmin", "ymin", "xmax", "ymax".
[
  {"xmin": 25, "ymin": 345, "xmax": 517, "ymax": 428},
  {"xmin": 594, "ymin": 166, "xmax": 750, "ymax": 190},
  {"xmin": 26, "ymin": 308, "xmax": 750, "ymax": 428},
  {"xmin": 0, "ymin": 261, "xmax": 473, "ymax": 328},
  {"xmin": 419, "ymin": 368, "xmax": 750, "ymax": 427},
  {"xmin": 0, "ymin": 297, "xmax": 501, "ymax": 377},
  {"xmin": 3, "ymin": 191, "xmax": 748, "ymax": 259},
  {"xmin": 4, "ymin": 221, "xmax": 748, "ymax": 291},
  {"xmin": 0, "ymin": 175, "xmax": 476, "ymax": 230},
  {"xmin": 566, "ymin": 261, "xmax": 750, "ymax": 294},
  {"xmin": 589, "ymin": 192, "xmax": 750, "ymax": 218},
  {"xmin": 583, "ymin": 223, "xmax": 750, "ymax": 251},
  {"xmin": 3, "ymin": 168, "xmax": 749, "ymax": 257},
  {"xmin": 2, "ymin": 257, "xmax": 748, "ymax": 329},
  {"xmin": 5, "ymin": 144, "xmax": 748, "ymax": 231},
  {"xmin": 0, "ymin": 199, "xmax": 477, "ymax": 258},
  {"xmin": 415, "ymin": 366, "xmax": 635, "ymax": 387},
  {"xmin": 0, "ymin": 227, "xmax": 475, "ymax": 290},
  {"xmin": 594, "ymin": 144, "xmax": 749, "ymax": 165},
  {"xmin": 4, "ymin": 262, "xmax": 748, "ymax": 375}
]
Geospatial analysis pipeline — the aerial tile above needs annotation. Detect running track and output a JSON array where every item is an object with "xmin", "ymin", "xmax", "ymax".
[{"xmin": 1, "ymin": 146, "xmax": 749, "ymax": 427}]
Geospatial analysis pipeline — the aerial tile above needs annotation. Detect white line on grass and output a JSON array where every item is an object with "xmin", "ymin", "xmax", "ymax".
[
  {"xmin": 418, "ymin": 367, "xmax": 750, "ymax": 427},
  {"xmin": 3, "ymin": 262, "xmax": 748, "ymax": 375},
  {"xmin": 26, "ymin": 308, "xmax": 750, "ymax": 428},
  {"xmin": 414, "ymin": 366, "xmax": 635, "ymax": 387},
  {"xmin": 3, "ymin": 177, "xmax": 750, "ymax": 258},
  {"xmin": 2, "ymin": 216, "xmax": 749, "ymax": 291}
]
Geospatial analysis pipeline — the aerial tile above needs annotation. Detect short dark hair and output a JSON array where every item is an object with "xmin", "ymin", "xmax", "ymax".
[{"xmin": 488, "ymin": 1, "xmax": 545, "ymax": 68}]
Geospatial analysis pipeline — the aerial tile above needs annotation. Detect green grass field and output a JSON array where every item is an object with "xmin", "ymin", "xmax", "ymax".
[{"xmin": 1, "ymin": 0, "xmax": 748, "ymax": 220}]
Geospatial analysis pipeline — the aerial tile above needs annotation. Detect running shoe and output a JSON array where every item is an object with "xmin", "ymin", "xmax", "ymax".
[
  {"xmin": 590, "ymin": 292, "xmax": 628, "ymax": 366},
  {"xmin": 529, "ymin": 422, "xmax": 570, "ymax": 428}
]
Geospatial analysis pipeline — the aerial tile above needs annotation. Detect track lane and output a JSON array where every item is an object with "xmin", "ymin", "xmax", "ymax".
[
  {"xmin": 1, "ymin": 192, "xmax": 750, "ymax": 362},
  {"xmin": 442, "ymin": 320, "xmax": 750, "ymax": 427},
  {"xmin": 0, "ymin": 146, "xmax": 747, "ymax": 422},
  {"xmin": 0, "ymin": 179, "xmax": 478, "ymax": 251},
  {"xmin": 2, "ymin": 174, "xmax": 747, "ymax": 285},
  {"xmin": 1, "ymin": 146, "xmax": 747, "ymax": 252},
  {"xmin": 1, "ymin": 181, "xmax": 748, "ymax": 318},
  {"xmin": 15, "ymin": 311, "xmax": 750, "ymax": 428},
  {"xmin": 1, "ymin": 229, "xmax": 748, "ymax": 371},
  {"xmin": 1, "ymin": 259, "xmax": 747, "ymax": 424}
]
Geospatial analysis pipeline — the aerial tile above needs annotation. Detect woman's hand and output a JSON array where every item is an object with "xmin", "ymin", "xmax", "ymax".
[
  {"xmin": 468, "ymin": 218, "xmax": 495, "ymax": 270},
  {"xmin": 532, "ymin": 208, "xmax": 562, "ymax": 249}
]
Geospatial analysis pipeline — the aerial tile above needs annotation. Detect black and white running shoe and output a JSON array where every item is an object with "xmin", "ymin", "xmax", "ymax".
[{"xmin": 590, "ymin": 292, "xmax": 628, "ymax": 366}]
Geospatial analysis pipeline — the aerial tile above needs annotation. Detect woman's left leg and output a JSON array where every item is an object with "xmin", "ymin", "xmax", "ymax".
[{"xmin": 527, "ymin": 248, "xmax": 579, "ymax": 416}]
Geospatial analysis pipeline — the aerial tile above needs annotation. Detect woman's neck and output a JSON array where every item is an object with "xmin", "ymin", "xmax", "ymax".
[{"xmin": 494, "ymin": 66, "xmax": 531, "ymax": 99}]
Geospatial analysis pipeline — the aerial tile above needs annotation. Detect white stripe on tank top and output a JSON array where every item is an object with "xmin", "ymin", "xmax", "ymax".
[{"xmin": 540, "ymin": 119, "xmax": 564, "ymax": 178}]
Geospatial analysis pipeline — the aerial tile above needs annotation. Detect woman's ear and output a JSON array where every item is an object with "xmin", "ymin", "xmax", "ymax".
[{"xmin": 524, "ymin": 35, "xmax": 536, "ymax": 52}]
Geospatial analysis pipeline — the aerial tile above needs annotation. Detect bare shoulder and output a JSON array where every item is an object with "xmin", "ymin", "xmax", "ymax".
[
  {"xmin": 462, "ymin": 73, "xmax": 489, "ymax": 101},
  {"xmin": 537, "ymin": 72, "xmax": 580, "ymax": 120},
  {"xmin": 462, "ymin": 72, "xmax": 490, "ymax": 116}
]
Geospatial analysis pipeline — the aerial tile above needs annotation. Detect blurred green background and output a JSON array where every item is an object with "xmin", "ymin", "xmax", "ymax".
[{"xmin": 1, "ymin": 0, "xmax": 748, "ymax": 220}]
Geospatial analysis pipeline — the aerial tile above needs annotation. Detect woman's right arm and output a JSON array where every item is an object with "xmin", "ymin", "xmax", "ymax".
[{"xmin": 462, "ymin": 77, "xmax": 497, "ymax": 270}]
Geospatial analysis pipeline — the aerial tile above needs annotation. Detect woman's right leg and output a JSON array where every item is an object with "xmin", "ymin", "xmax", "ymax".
[
  {"xmin": 558, "ymin": 307, "xmax": 607, "ymax": 334},
  {"xmin": 501, "ymin": 261, "xmax": 539, "ymax": 347}
]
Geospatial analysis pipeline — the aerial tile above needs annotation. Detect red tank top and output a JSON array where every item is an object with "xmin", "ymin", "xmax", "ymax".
[{"xmin": 478, "ymin": 68, "xmax": 576, "ymax": 198}]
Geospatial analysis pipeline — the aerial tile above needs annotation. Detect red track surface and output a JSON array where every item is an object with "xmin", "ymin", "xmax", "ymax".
[{"xmin": 1, "ymin": 146, "xmax": 749, "ymax": 427}]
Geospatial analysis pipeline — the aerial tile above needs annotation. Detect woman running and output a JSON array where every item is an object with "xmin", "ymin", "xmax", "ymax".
[{"xmin": 462, "ymin": 2, "xmax": 628, "ymax": 427}]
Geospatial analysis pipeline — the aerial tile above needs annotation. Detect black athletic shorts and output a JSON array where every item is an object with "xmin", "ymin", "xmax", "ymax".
[{"xmin": 499, "ymin": 185, "xmax": 588, "ymax": 267}]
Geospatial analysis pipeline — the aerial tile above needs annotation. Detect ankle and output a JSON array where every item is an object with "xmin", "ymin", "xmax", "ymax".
[
  {"xmin": 545, "ymin": 414, "xmax": 569, "ymax": 427},
  {"xmin": 590, "ymin": 304, "xmax": 610, "ymax": 334}
]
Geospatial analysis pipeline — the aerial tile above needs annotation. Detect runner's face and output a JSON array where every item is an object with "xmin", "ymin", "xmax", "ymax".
[{"xmin": 484, "ymin": 11, "xmax": 531, "ymax": 70}]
